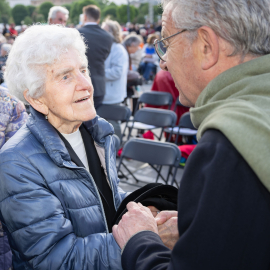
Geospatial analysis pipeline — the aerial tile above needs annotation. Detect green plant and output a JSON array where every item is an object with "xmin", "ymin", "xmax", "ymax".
[
  {"xmin": 116, "ymin": 4, "xmax": 137, "ymax": 24},
  {"xmin": 38, "ymin": 1, "xmax": 53, "ymax": 21},
  {"xmin": 24, "ymin": 16, "xmax": 33, "ymax": 25},
  {"xmin": 12, "ymin": 4, "xmax": 28, "ymax": 25}
]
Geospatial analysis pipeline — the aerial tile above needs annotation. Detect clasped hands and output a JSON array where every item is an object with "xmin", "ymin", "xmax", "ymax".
[{"xmin": 112, "ymin": 202, "xmax": 179, "ymax": 250}]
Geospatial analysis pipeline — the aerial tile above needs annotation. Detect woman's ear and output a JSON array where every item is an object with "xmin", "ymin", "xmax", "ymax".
[{"xmin": 23, "ymin": 90, "xmax": 48, "ymax": 115}]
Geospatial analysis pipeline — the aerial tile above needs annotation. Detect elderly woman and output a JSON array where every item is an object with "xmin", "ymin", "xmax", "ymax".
[{"xmin": 0, "ymin": 25, "xmax": 127, "ymax": 270}]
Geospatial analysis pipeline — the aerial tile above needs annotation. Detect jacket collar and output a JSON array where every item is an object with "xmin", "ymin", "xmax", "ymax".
[{"xmin": 26, "ymin": 107, "xmax": 114, "ymax": 166}]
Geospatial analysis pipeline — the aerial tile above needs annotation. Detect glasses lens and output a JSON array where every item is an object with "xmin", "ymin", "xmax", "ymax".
[{"xmin": 154, "ymin": 39, "xmax": 166, "ymax": 61}]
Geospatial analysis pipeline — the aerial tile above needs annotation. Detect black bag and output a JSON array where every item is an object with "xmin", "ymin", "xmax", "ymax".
[{"xmin": 113, "ymin": 183, "xmax": 178, "ymax": 225}]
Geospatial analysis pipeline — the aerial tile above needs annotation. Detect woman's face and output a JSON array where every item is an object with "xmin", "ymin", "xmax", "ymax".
[{"xmin": 39, "ymin": 49, "xmax": 96, "ymax": 133}]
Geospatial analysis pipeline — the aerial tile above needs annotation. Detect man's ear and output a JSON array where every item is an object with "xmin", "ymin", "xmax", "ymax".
[
  {"xmin": 197, "ymin": 26, "xmax": 219, "ymax": 70},
  {"xmin": 23, "ymin": 90, "xmax": 48, "ymax": 116}
]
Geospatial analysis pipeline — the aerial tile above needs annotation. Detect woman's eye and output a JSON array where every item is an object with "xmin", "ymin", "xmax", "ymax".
[{"xmin": 63, "ymin": 75, "xmax": 68, "ymax": 80}]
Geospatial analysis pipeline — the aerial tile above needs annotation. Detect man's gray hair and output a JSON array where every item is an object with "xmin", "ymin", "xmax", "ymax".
[
  {"xmin": 162, "ymin": 0, "xmax": 270, "ymax": 56},
  {"xmin": 4, "ymin": 24, "xmax": 87, "ymax": 104},
  {"xmin": 123, "ymin": 34, "xmax": 141, "ymax": 47},
  {"xmin": 48, "ymin": 6, "xmax": 69, "ymax": 22}
]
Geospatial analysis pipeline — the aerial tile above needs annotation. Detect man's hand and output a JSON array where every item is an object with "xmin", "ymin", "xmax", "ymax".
[
  {"xmin": 155, "ymin": 211, "xmax": 178, "ymax": 226},
  {"xmin": 155, "ymin": 211, "xmax": 179, "ymax": 250},
  {"xmin": 112, "ymin": 202, "xmax": 158, "ymax": 249}
]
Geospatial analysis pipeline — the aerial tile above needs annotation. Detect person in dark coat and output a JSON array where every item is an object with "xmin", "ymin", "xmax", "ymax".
[
  {"xmin": 78, "ymin": 5, "xmax": 113, "ymax": 109},
  {"xmin": 112, "ymin": 0, "xmax": 270, "ymax": 269}
]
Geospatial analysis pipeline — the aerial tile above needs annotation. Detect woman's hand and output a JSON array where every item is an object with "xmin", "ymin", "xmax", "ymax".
[
  {"xmin": 155, "ymin": 211, "xmax": 179, "ymax": 250},
  {"xmin": 147, "ymin": 206, "xmax": 160, "ymax": 217}
]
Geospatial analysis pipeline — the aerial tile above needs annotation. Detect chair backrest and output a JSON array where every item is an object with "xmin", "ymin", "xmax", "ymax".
[
  {"xmin": 120, "ymin": 138, "xmax": 181, "ymax": 167},
  {"xmin": 173, "ymin": 98, "xmax": 189, "ymax": 111},
  {"xmin": 134, "ymin": 108, "xmax": 177, "ymax": 128},
  {"xmin": 136, "ymin": 91, "xmax": 173, "ymax": 111},
  {"xmin": 97, "ymin": 104, "xmax": 131, "ymax": 122},
  {"xmin": 179, "ymin": 112, "xmax": 196, "ymax": 129}
]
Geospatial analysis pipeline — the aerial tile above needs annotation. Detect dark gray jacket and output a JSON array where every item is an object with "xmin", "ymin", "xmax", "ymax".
[{"xmin": 78, "ymin": 24, "xmax": 113, "ymax": 97}]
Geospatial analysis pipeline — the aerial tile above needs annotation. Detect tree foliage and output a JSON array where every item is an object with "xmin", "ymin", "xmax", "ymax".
[
  {"xmin": 102, "ymin": 5, "xmax": 117, "ymax": 20},
  {"xmin": 38, "ymin": 1, "xmax": 53, "ymax": 21},
  {"xmin": 70, "ymin": 0, "xmax": 97, "ymax": 24},
  {"xmin": 117, "ymin": 4, "xmax": 137, "ymax": 24},
  {"xmin": 24, "ymin": 16, "xmax": 33, "ymax": 25},
  {"xmin": 12, "ymin": 4, "xmax": 28, "ymax": 25},
  {"xmin": 0, "ymin": 0, "xmax": 11, "ymax": 23},
  {"xmin": 27, "ymin": 5, "xmax": 36, "ymax": 17}
]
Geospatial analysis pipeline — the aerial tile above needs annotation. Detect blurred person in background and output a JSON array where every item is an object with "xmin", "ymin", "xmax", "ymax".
[
  {"xmin": 9, "ymin": 24, "xmax": 17, "ymax": 37},
  {"xmin": 130, "ymin": 35, "xmax": 143, "ymax": 71},
  {"xmin": 0, "ymin": 24, "xmax": 127, "ymax": 270},
  {"xmin": 101, "ymin": 19, "xmax": 129, "ymax": 138},
  {"xmin": 48, "ymin": 6, "xmax": 69, "ymax": 26},
  {"xmin": 0, "ymin": 85, "xmax": 28, "ymax": 270},
  {"xmin": 139, "ymin": 34, "xmax": 159, "ymax": 82},
  {"xmin": 0, "ymin": 44, "xmax": 12, "ymax": 83},
  {"xmin": 79, "ymin": 5, "xmax": 113, "ymax": 108},
  {"xmin": 122, "ymin": 34, "xmax": 141, "ymax": 70},
  {"xmin": 139, "ymin": 28, "xmax": 147, "ymax": 44},
  {"xmin": 2, "ymin": 24, "xmax": 9, "ymax": 36}
]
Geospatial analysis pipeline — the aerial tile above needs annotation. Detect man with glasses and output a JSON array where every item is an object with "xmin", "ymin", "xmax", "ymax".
[{"xmin": 113, "ymin": 0, "xmax": 270, "ymax": 269}]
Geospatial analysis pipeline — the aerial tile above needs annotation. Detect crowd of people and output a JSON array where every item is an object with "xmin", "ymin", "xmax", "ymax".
[{"xmin": 1, "ymin": 0, "xmax": 270, "ymax": 269}]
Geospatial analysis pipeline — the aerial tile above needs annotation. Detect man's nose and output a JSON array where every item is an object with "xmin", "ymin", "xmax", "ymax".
[{"xmin": 159, "ymin": 60, "xmax": 168, "ymax": 71}]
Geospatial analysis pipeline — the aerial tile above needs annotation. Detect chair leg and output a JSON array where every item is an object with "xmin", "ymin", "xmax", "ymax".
[{"xmin": 170, "ymin": 166, "xmax": 179, "ymax": 187}]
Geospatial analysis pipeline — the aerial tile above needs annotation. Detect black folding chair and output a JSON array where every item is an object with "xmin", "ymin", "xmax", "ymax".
[
  {"xmin": 135, "ymin": 91, "xmax": 173, "ymax": 112},
  {"xmin": 164, "ymin": 112, "xmax": 197, "ymax": 143},
  {"xmin": 97, "ymin": 104, "xmax": 131, "ymax": 144},
  {"xmin": 117, "ymin": 138, "xmax": 181, "ymax": 186},
  {"xmin": 173, "ymin": 98, "xmax": 190, "ymax": 111},
  {"xmin": 127, "ymin": 108, "xmax": 177, "ymax": 141}
]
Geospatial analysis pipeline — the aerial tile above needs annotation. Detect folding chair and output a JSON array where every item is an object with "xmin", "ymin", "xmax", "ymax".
[
  {"xmin": 96, "ymin": 104, "xmax": 131, "ymax": 144},
  {"xmin": 164, "ymin": 112, "xmax": 197, "ymax": 143},
  {"xmin": 127, "ymin": 108, "xmax": 177, "ymax": 141},
  {"xmin": 135, "ymin": 91, "xmax": 173, "ymax": 112},
  {"xmin": 128, "ymin": 92, "xmax": 174, "ymax": 137},
  {"xmin": 117, "ymin": 138, "xmax": 181, "ymax": 186}
]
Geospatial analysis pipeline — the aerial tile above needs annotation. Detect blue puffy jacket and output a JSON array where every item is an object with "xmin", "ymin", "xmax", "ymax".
[{"xmin": 0, "ymin": 108, "xmax": 127, "ymax": 270}]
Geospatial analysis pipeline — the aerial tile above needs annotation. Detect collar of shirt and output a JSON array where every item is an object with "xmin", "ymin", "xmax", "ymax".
[{"xmin": 84, "ymin": 22, "xmax": 98, "ymax": 26}]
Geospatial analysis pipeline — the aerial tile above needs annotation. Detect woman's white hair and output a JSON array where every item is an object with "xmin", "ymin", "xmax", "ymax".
[
  {"xmin": 162, "ymin": 0, "xmax": 270, "ymax": 56},
  {"xmin": 4, "ymin": 24, "xmax": 87, "ymax": 104}
]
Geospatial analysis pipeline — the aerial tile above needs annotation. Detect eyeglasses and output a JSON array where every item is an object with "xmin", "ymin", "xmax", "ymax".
[{"xmin": 154, "ymin": 29, "xmax": 187, "ymax": 62}]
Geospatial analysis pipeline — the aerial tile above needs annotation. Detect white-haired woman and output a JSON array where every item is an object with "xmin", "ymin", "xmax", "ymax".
[
  {"xmin": 0, "ymin": 24, "xmax": 127, "ymax": 270},
  {"xmin": 101, "ymin": 19, "xmax": 129, "ymax": 137}
]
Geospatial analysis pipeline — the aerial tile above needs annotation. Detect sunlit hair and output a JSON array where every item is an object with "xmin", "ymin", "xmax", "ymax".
[
  {"xmin": 48, "ymin": 6, "xmax": 69, "ymax": 22},
  {"xmin": 4, "ymin": 24, "xmax": 87, "ymax": 104},
  {"xmin": 147, "ymin": 34, "xmax": 158, "ymax": 45},
  {"xmin": 102, "ymin": 19, "xmax": 122, "ymax": 43},
  {"xmin": 161, "ymin": 0, "xmax": 270, "ymax": 56}
]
